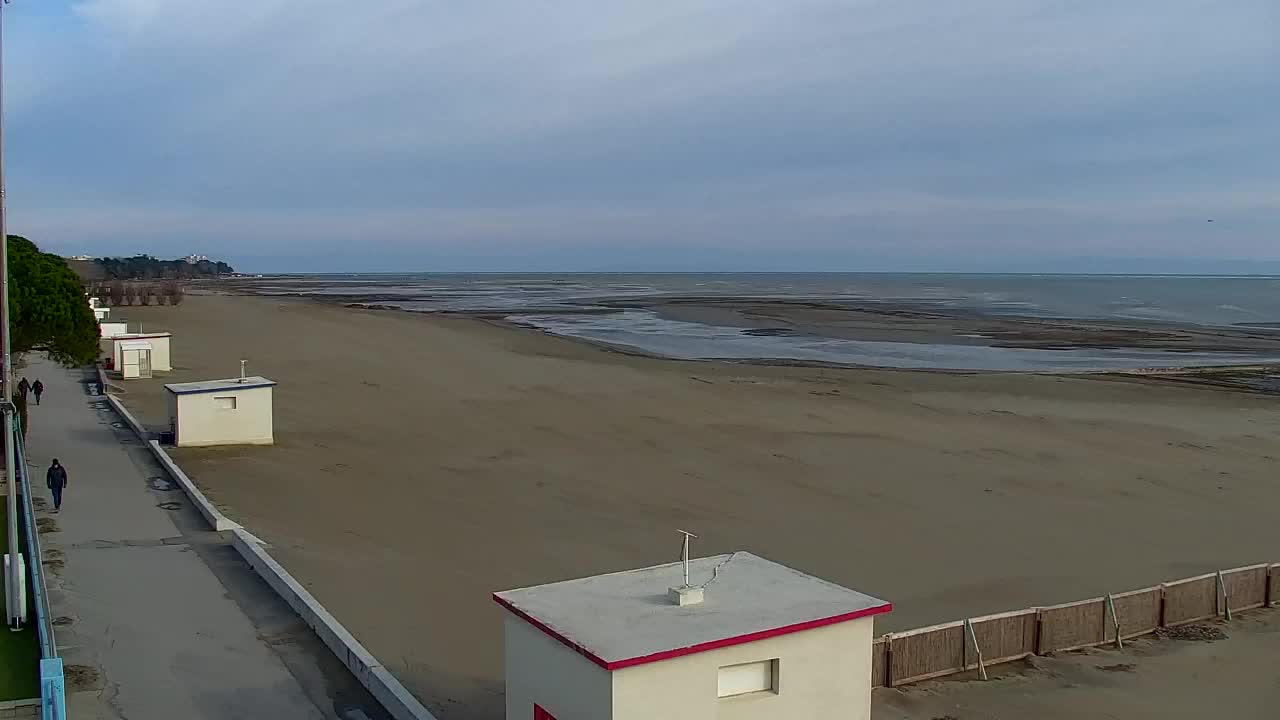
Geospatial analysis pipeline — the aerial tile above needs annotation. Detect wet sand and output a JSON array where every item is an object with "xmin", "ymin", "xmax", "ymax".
[{"xmin": 113, "ymin": 293, "xmax": 1280, "ymax": 719}]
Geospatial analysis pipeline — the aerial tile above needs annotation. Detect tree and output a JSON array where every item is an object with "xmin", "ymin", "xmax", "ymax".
[
  {"xmin": 109, "ymin": 280, "xmax": 126, "ymax": 306},
  {"xmin": 8, "ymin": 235, "xmax": 100, "ymax": 365}
]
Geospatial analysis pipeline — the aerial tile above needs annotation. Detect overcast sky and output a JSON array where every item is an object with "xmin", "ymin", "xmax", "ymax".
[{"xmin": 7, "ymin": 1, "xmax": 1279, "ymax": 272}]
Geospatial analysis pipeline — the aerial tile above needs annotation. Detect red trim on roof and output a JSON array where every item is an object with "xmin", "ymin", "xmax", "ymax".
[{"xmin": 494, "ymin": 593, "xmax": 892, "ymax": 671}]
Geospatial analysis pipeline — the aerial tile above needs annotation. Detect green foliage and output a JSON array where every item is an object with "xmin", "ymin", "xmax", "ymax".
[
  {"xmin": 97, "ymin": 254, "xmax": 233, "ymax": 280},
  {"xmin": 9, "ymin": 235, "xmax": 101, "ymax": 365}
]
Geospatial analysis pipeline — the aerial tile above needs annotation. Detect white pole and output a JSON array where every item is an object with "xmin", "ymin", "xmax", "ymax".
[
  {"xmin": 1, "ymin": 0, "xmax": 22, "ymax": 630},
  {"xmin": 677, "ymin": 529, "xmax": 697, "ymax": 588}
]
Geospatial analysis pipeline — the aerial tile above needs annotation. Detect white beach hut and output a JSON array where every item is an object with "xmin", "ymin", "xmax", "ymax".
[
  {"xmin": 99, "ymin": 321, "xmax": 129, "ymax": 339},
  {"xmin": 495, "ymin": 551, "xmax": 891, "ymax": 720},
  {"xmin": 111, "ymin": 332, "xmax": 172, "ymax": 373},
  {"xmin": 165, "ymin": 376, "xmax": 276, "ymax": 447},
  {"xmin": 117, "ymin": 339, "xmax": 155, "ymax": 379}
]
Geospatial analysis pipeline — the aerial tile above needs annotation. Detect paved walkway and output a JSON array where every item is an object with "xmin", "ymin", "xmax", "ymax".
[{"xmin": 21, "ymin": 359, "xmax": 387, "ymax": 720}]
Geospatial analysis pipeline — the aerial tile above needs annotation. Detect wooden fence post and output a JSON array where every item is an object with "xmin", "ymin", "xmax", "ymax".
[
  {"xmin": 1033, "ymin": 608, "xmax": 1044, "ymax": 655},
  {"xmin": 884, "ymin": 634, "xmax": 894, "ymax": 688},
  {"xmin": 1105, "ymin": 593, "xmax": 1122, "ymax": 649},
  {"xmin": 1216, "ymin": 570, "xmax": 1232, "ymax": 621},
  {"xmin": 963, "ymin": 619, "xmax": 987, "ymax": 681},
  {"xmin": 1158, "ymin": 584, "xmax": 1168, "ymax": 627}
]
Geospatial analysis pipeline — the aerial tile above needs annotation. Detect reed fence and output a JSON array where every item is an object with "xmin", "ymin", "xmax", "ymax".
[{"xmin": 873, "ymin": 562, "xmax": 1277, "ymax": 689}]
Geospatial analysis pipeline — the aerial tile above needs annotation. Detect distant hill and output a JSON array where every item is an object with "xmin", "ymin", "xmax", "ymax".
[{"xmin": 69, "ymin": 254, "xmax": 235, "ymax": 281}]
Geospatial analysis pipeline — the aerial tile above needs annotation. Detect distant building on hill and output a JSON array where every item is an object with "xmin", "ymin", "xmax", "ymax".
[{"xmin": 182, "ymin": 254, "xmax": 209, "ymax": 264}]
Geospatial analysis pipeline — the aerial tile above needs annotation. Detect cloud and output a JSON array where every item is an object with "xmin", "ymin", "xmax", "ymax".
[{"xmin": 7, "ymin": 1, "xmax": 1279, "ymax": 270}]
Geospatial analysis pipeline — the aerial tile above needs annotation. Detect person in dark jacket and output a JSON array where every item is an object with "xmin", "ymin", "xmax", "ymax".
[
  {"xmin": 32, "ymin": 379, "xmax": 44, "ymax": 405},
  {"xmin": 17, "ymin": 377, "xmax": 29, "ymax": 399},
  {"xmin": 47, "ymin": 459, "xmax": 68, "ymax": 512}
]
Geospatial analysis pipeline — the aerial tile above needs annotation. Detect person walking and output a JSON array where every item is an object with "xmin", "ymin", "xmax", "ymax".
[
  {"xmin": 32, "ymin": 379, "xmax": 44, "ymax": 405},
  {"xmin": 17, "ymin": 377, "xmax": 29, "ymax": 399},
  {"xmin": 46, "ymin": 459, "xmax": 68, "ymax": 513}
]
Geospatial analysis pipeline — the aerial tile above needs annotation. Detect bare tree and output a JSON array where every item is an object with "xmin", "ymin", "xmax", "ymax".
[
  {"xmin": 109, "ymin": 281, "xmax": 126, "ymax": 306},
  {"xmin": 171, "ymin": 283, "xmax": 185, "ymax": 306},
  {"xmin": 123, "ymin": 283, "xmax": 138, "ymax": 306}
]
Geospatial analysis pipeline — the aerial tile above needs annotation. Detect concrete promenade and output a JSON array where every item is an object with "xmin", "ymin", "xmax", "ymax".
[{"xmin": 21, "ymin": 358, "xmax": 388, "ymax": 720}]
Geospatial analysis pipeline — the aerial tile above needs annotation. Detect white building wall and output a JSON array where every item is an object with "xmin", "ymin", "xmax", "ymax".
[
  {"xmin": 504, "ymin": 614, "xmax": 613, "ymax": 720},
  {"xmin": 610, "ymin": 617, "xmax": 875, "ymax": 720},
  {"xmin": 173, "ymin": 387, "xmax": 274, "ymax": 447},
  {"xmin": 148, "ymin": 336, "xmax": 172, "ymax": 371}
]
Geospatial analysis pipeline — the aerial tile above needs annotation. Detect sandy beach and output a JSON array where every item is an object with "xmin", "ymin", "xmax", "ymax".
[{"xmin": 111, "ymin": 293, "xmax": 1280, "ymax": 719}]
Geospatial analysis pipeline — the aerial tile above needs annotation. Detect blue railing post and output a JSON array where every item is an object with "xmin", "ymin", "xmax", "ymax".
[{"xmin": 39, "ymin": 658, "xmax": 65, "ymax": 720}]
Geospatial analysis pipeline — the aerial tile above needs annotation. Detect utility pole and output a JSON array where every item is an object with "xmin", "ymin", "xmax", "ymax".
[{"xmin": 1, "ymin": 0, "xmax": 22, "ymax": 630}]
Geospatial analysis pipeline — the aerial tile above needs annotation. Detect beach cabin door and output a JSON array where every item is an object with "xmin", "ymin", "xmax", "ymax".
[{"xmin": 138, "ymin": 350, "xmax": 152, "ymax": 378}]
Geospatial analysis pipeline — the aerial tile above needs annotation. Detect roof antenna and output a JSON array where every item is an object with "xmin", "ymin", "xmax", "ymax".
[
  {"xmin": 669, "ymin": 530, "xmax": 704, "ymax": 606},
  {"xmin": 677, "ymin": 529, "xmax": 698, "ymax": 588},
  {"xmin": 240, "ymin": 359, "xmax": 247, "ymax": 381}
]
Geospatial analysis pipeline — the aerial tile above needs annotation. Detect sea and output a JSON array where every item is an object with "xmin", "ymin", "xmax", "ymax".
[{"xmin": 250, "ymin": 273, "xmax": 1280, "ymax": 371}]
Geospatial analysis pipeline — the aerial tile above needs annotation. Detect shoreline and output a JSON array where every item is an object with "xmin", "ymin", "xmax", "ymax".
[
  {"xmin": 208, "ymin": 272, "xmax": 1280, "ymax": 374},
  {"xmin": 309, "ymin": 293, "xmax": 1280, "ymax": 382}
]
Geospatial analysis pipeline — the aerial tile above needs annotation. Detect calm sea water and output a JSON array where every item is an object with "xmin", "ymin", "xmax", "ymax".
[{"xmin": 253, "ymin": 273, "xmax": 1280, "ymax": 371}]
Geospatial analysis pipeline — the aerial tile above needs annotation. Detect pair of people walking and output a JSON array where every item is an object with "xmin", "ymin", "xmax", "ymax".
[{"xmin": 17, "ymin": 377, "xmax": 44, "ymax": 405}]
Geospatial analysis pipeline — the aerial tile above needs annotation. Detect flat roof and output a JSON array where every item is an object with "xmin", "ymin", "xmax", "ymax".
[
  {"xmin": 114, "ymin": 332, "xmax": 171, "ymax": 340},
  {"xmin": 165, "ymin": 377, "xmax": 277, "ymax": 395},
  {"xmin": 494, "ymin": 552, "xmax": 891, "ymax": 671}
]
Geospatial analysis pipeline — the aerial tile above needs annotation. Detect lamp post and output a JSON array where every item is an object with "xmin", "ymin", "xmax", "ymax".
[{"xmin": 1, "ymin": 0, "xmax": 22, "ymax": 631}]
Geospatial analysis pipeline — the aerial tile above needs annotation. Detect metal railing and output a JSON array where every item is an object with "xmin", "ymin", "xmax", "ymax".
[{"xmin": 13, "ymin": 417, "xmax": 65, "ymax": 719}]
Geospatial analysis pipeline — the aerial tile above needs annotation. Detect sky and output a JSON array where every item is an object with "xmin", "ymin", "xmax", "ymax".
[{"xmin": 5, "ymin": 1, "xmax": 1279, "ymax": 273}]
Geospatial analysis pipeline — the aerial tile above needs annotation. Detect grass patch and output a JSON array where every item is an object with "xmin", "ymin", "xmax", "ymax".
[{"xmin": 0, "ymin": 503, "xmax": 42, "ymax": 701}]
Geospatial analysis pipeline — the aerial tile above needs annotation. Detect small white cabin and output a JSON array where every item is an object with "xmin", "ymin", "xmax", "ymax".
[
  {"xmin": 111, "ymin": 332, "xmax": 171, "ymax": 373},
  {"xmin": 117, "ymin": 340, "xmax": 155, "ymax": 379},
  {"xmin": 495, "ymin": 552, "xmax": 891, "ymax": 720},
  {"xmin": 99, "ymin": 321, "xmax": 129, "ymax": 339},
  {"xmin": 165, "ymin": 377, "xmax": 276, "ymax": 447}
]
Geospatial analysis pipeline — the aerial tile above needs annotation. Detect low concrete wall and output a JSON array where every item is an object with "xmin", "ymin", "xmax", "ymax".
[
  {"xmin": 98, "ymin": 379, "xmax": 242, "ymax": 533},
  {"xmin": 147, "ymin": 440, "xmax": 241, "ymax": 532},
  {"xmin": 101, "ymin": 387, "xmax": 150, "ymax": 440},
  {"xmin": 229, "ymin": 529, "xmax": 437, "ymax": 720}
]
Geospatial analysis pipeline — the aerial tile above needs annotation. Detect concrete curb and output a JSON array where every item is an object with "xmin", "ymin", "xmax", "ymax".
[
  {"xmin": 230, "ymin": 529, "xmax": 438, "ymax": 720},
  {"xmin": 147, "ymin": 440, "xmax": 242, "ymax": 532}
]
